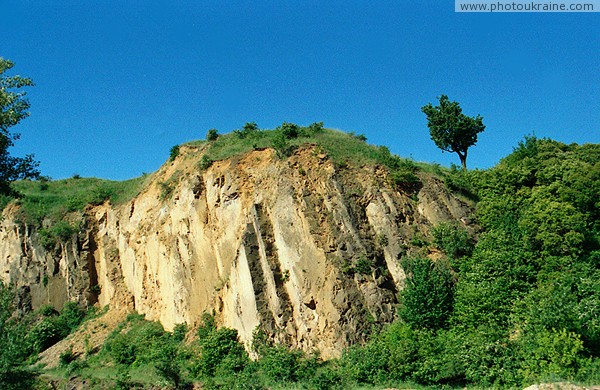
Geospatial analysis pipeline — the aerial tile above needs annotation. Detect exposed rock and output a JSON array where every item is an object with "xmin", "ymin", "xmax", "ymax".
[{"xmin": 0, "ymin": 145, "xmax": 474, "ymax": 358}]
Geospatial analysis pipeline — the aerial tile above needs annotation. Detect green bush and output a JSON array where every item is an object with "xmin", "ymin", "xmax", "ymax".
[
  {"xmin": 271, "ymin": 130, "xmax": 295, "ymax": 158},
  {"xmin": 198, "ymin": 155, "xmax": 213, "ymax": 171},
  {"xmin": 431, "ymin": 221, "xmax": 474, "ymax": 260},
  {"xmin": 172, "ymin": 323, "xmax": 187, "ymax": 343},
  {"xmin": 234, "ymin": 122, "xmax": 260, "ymax": 139},
  {"xmin": 399, "ymin": 256, "xmax": 454, "ymax": 331},
  {"xmin": 58, "ymin": 347, "xmax": 76, "ymax": 368},
  {"xmin": 169, "ymin": 145, "xmax": 180, "ymax": 162},
  {"xmin": 153, "ymin": 337, "xmax": 183, "ymax": 388},
  {"xmin": 107, "ymin": 333, "xmax": 136, "ymax": 366},
  {"xmin": 278, "ymin": 122, "xmax": 299, "ymax": 139},
  {"xmin": 258, "ymin": 345, "xmax": 304, "ymax": 383},
  {"xmin": 193, "ymin": 327, "xmax": 248, "ymax": 378},
  {"xmin": 55, "ymin": 301, "xmax": 85, "ymax": 337},
  {"xmin": 27, "ymin": 318, "xmax": 61, "ymax": 352},
  {"xmin": 206, "ymin": 128, "xmax": 219, "ymax": 141}
]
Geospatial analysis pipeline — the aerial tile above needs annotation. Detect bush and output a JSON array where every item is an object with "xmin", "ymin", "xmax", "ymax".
[
  {"xmin": 107, "ymin": 333, "xmax": 136, "ymax": 366},
  {"xmin": 28, "ymin": 318, "xmax": 61, "ymax": 352},
  {"xmin": 258, "ymin": 345, "xmax": 303, "ymax": 383},
  {"xmin": 518, "ymin": 327, "xmax": 584, "ymax": 383},
  {"xmin": 431, "ymin": 222, "xmax": 474, "ymax": 261},
  {"xmin": 278, "ymin": 122, "xmax": 299, "ymax": 139},
  {"xmin": 194, "ymin": 327, "xmax": 248, "ymax": 378},
  {"xmin": 55, "ymin": 301, "xmax": 85, "ymax": 337},
  {"xmin": 271, "ymin": 131, "xmax": 295, "ymax": 158},
  {"xmin": 58, "ymin": 347, "xmax": 76, "ymax": 368},
  {"xmin": 173, "ymin": 323, "xmax": 187, "ymax": 343},
  {"xmin": 198, "ymin": 155, "xmax": 213, "ymax": 171},
  {"xmin": 153, "ymin": 338, "xmax": 183, "ymax": 388},
  {"xmin": 399, "ymin": 256, "xmax": 454, "ymax": 331},
  {"xmin": 234, "ymin": 122, "xmax": 259, "ymax": 139},
  {"xmin": 206, "ymin": 128, "xmax": 219, "ymax": 141},
  {"xmin": 307, "ymin": 121, "xmax": 324, "ymax": 135},
  {"xmin": 169, "ymin": 145, "xmax": 180, "ymax": 162}
]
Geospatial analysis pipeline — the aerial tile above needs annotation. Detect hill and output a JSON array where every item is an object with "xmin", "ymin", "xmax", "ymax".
[{"xmin": 0, "ymin": 126, "xmax": 598, "ymax": 389}]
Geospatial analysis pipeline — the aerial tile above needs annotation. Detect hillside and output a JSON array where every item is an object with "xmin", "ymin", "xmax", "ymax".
[{"xmin": 0, "ymin": 126, "xmax": 598, "ymax": 389}]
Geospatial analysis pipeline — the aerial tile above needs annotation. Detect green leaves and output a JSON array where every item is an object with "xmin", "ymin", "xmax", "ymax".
[
  {"xmin": 0, "ymin": 57, "xmax": 39, "ymax": 194},
  {"xmin": 399, "ymin": 256, "xmax": 454, "ymax": 331},
  {"xmin": 422, "ymin": 95, "xmax": 485, "ymax": 169}
]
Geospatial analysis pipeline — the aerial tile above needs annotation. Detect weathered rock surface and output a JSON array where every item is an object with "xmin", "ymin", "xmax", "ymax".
[{"xmin": 0, "ymin": 145, "xmax": 472, "ymax": 357}]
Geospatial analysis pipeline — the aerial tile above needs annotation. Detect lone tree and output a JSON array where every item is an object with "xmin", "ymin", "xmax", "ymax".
[
  {"xmin": 421, "ymin": 95, "xmax": 485, "ymax": 169},
  {"xmin": 0, "ymin": 57, "xmax": 39, "ymax": 194}
]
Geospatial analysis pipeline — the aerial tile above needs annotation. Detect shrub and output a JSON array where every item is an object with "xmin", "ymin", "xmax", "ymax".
[
  {"xmin": 28, "ymin": 318, "xmax": 61, "ymax": 352},
  {"xmin": 58, "ymin": 347, "xmax": 76, "ymax": 368},
  {"xmin": 431, "ymin": 222, "xmax": 474, "ymax": 260},
  {"xmin": 354, "ymin": 257, "xmax": 373, "ymax": 275},
  {"xmin": 518, "ymin": 327, "xmax": 584, "ymax": 383},
  {"xmin": 198, "ymin": 155, "xmax": 214, "ymax": 170},
  {"xmin": 307, "ymin": 121, "xmax": 324, "ymax": 135},
  {"xmin": 107, "ymin": 333, "xmax": 137, "ymax": 366},
  {"xmin": 173, "ymin": 323, "xmax": 187, "ymax": 343},
  {"xmin": 55, "ymin": 301, "xmax": 85, "ymax": 337},
  {"xmin": 234, "ymin": 122, "xmax": 259, "ymax": 139},
  {"xmin": 258, "ymin": 345, "xmax": 305, "ymax": 383},
  {"xmin": 153, "ymin": 338, "xmax": 183, "ymax": 388},
  {"xmin": 169, "ymin": 145, "xmax": 180, "ymax": 162},
  {"xmin": 271, "ymin": 131, "xmax": 295, "ymax": 158},
  {"xmin": 399, "ymin": 256, "xmax": 454, "ymax": 331},
  {"xmin": 194, "ymin": 327, "xmax": 248, "ymax": 377},
  {"xmin": 206, "ymin": 128, "xmax": 219, "ymax": 141},
  {"xmin": 278, "ymin": 122, "xmax": 299, "ymax": 139}
]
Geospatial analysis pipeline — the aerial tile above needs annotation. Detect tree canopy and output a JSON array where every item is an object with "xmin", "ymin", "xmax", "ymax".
[
  {"xmin": 0, "ymin": 57, "xmax": 39, "ymax": 194},
  {"xmin": 421, "ymin": 95, "xmax": 485, "ymax": 169}
]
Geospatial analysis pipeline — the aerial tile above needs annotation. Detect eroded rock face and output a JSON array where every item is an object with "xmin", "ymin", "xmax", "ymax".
[{"xmin": 0, "ymin": 146, "xmax": 473, "ymax": 357}]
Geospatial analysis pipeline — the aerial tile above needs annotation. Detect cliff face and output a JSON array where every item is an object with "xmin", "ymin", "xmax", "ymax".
[{"xmin": 0, "ymin": 145, "xmax": 471, "ymax": 357}]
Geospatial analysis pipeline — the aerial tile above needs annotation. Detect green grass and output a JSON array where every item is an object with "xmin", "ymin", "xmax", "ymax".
[
  {"xmin": 189, "ymin": 126, "xmax": 435, "ymax": 173},
  {"xmin": 4, "ymin": 126, "xmax": 444, "ymax": 228},
  {"xmin": 7, "ymin": 175, "xmax": 149, "ymax": 226}
]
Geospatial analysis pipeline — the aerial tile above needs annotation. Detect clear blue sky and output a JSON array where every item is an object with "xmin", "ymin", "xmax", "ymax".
[{"xmin": 2, "ymin": 1, "xmax": 598, "ymax": 180}]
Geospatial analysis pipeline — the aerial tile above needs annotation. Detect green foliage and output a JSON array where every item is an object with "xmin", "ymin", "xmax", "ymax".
[
  {"xmin": 306, "ymin": 121, "xmax": 324, "ymax": 134},
  {"xmin": 152, "ymin": 337, "xmax": 184, "ymax": 388},
  {"xmin": 58, "ymin": 347, "xmax": 76, "ymax": 368},
  {"xmin": 206, "ymin": 128, "xmax": 219, "ymax": 141},
  {"xmin": 10, "ymin": 175, "xmax": 148, "ymax": 227},
  {"xmin": 234, "ymin": 122, "xmax": 260, "ymax": 139},
  {"xmin": 107, "ymin": 333, "xmax": 137, "ymax": 366},
  {"xmin": 38, "ymin": 220, "xmax": 78, "ymax": 249},
  {"xmin": 422, "ymin": 94, "xmax": 485, "ymax": 169},
  {"xmin": 277, "ymin": 121, "xmax": 300, "ymax": 139},
  {"xmin": 399, "ymin": 257, "xmax": 454, "ymax": 331},
  {"xmin": 271, "ymin": 129, "xmax": 295, "ymax": 158},
  {"xmin": 354, "ymin": 256, "xmax": 373, "ymax": 275},
  {"xmin": 430, "ymin": 222, "xmax": 474, "ymax": 261},
  {"xmin": 169, "ymin": 145, "xmax": 180, "ymax": 162},
  {"xmin": 0, "ymin": 57, "xmax": 40, "ymax": 196},
  {"xmin": 518, "ymin": 327, "xmax": 584, "ymax": 383},
  {"xmin": 0, "ymin": 282, "xmax": 38, "ymax": 389},
  {"xmin": 27, "ymin": 301, "xmax": 85, "ymax": 353},
  {"xmin": 172, "ymin": 323, "xmax": 187, "ymax": 343},
  {"xmin": 198, "ymin": 155, "xmax": 213, "ymax": 170}
]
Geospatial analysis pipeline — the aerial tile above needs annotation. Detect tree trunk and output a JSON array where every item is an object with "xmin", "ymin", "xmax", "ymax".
[{"xmin": 457, "ymin": 151, "xmax": 467, "ymax": 170}]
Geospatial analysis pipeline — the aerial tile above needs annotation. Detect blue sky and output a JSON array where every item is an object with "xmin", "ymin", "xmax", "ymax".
[{"xmin": 2, "ymin": 1, "xmax": 598, "ymax": 180}]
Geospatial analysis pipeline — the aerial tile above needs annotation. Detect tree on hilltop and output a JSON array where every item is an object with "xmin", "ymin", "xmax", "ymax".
[{"xmin": 421, "ymin": 95, "xmax": 485, "ymax": 169}]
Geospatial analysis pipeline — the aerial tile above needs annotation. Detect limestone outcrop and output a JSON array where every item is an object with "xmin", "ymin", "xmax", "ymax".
[{"xmin": 0, "ymin": 145, "xmax": 472, "ymax": 357}]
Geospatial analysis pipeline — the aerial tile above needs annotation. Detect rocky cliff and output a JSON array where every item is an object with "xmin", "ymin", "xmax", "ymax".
[{"xmin": 0, "ymin": 144, "xmax": 472, "ymax": 357}]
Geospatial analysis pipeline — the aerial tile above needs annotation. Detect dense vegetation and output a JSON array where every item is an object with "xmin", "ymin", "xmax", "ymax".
[{"xmin": 0, "ymin": 128, "xmax": 598, "ymax": 389}]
